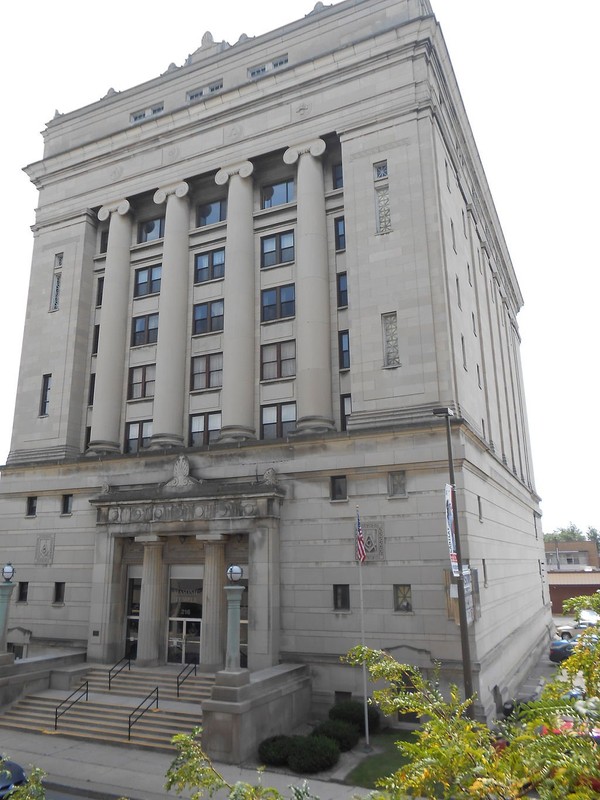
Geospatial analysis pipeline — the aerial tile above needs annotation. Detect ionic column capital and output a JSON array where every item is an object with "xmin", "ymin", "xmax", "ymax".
[
  {"xmin": 283, "ymin": 138, "xmax": 326, "ymax": 165},
  {"xmin": 215, "ymin": 160, "xmax": 254, "ymax": 186},
  {"xmin": 98, "ymin": 199, "xmax": 131, "ymax": 222},
  {"xmin": 153, "ymin": 181, "xmax": 190, "ymax": 205}
]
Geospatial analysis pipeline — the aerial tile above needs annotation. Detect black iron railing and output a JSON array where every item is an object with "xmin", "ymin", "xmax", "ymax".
[
  {"xmin": 108, "ymin": 656, "xmax": 131, "ymax": 690},
  {"xmin": 177, "ymin": 662, "xmax": 197, "ymax": 698},
  {"xmin": 54, "ymin": 681, "xmax": 89, "ymax": 730},
  {"xmin": 128, "ymin": 686, "xmax": 159, "ymax": 740}
]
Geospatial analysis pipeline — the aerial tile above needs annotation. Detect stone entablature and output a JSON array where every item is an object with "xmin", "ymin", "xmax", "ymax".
[{"xmin": 95, "ymin": 496, "xmax": 276, "ymax": 527}]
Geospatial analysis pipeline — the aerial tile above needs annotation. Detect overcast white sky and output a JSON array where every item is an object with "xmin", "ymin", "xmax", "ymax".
[{"xmin": 0, "ymin": 1, "xmax": 597, "ymax": 533}]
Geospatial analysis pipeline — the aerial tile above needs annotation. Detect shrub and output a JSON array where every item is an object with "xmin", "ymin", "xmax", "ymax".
[
  {"xmin": 287, "ymin": 735, "xmax": 340, "ymax": 773},
  {"xmin": 311, "ymin": 719, "xmax": 360, "ymax": 751},
  {"xmin": 257, "ymin": 734, "xmax": 292, "ymax": 766},
  {"xmin": 329, "ymin": 699, "xmax": 380, "ymax": 734}
]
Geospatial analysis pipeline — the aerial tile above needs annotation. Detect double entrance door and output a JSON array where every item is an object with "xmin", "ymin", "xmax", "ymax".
[{"xmin": 167, "ymin": 578, "xmax": 203, "ymax": 665}]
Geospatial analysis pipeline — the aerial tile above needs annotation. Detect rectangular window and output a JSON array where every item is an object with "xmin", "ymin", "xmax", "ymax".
[
  {"xmin": 130, "ymin": 104, "xmax": 164, "ymax": 123},
  {"xmin": 456, "ymin": 276, "xmax": 462, "ymax": 309},
  {"xmin": 260, "ymin": 402, "xmax": 296, "ymax": 439},
  {"xmin": 99, "ymin": 230, "xmax": 109, "ymax": 254},
  {"xmin": 131, "ymin": 314, "xmax": 159, "ymax": 346},
  {"xmin": 128, "ymin": 364, "xmax": 156, "ymax": 399},
  {"xmin": 261, "ymin": 180, "xmax": 295, "ymax": 209},
  {"xmin": 137, "ymin": 217, "xmax": 165, "ymax": 243},
  {"xmin": 472, "ymin": 312, "xmax": 477, "ymax": 336},
  {"xmin": 96, "ymin": 276, "xmax": 105, "ymax": 307},
  {"xmin": 330, "ymin": 475, "xmax": 347, "ymax": 501},
  {"xmin": 191, "ymin": 353, "xmax": 223, "ymax": 390},
  {"xmin": 332, "ymin": 163, "xmax": 343, "ymax": 189},
  {"xmin": 26, "ymin": 496, "xmax": 37, "ymax": 517},
  {"xmin": 189, "ymin": 412, "xmax": 222, "ymax": 446},
  {"xmin": 260, "ymin": 340, "xmax": 296, "ymax": 380},
  {"xmin": 260, "ymin": 231, "xmax": 294, "ymax": 267},
  {"xmin": 374, "ymin": 160, "xmax": 388, "ymax": 180},
  {"xmin": 248, "ymin": 55, "xmax": 288, "ymax": 79},
  {"xmin": 125, "ymin": 420, "xmax": 152, "ymax": 453},
  {"xmin": 39, "ymin": 374, "xmax": 52, "ymax": 416},
  {"xmin": 461, "ymin": 334, "xmax": 467, "ymax": 370},
  {"xmin": 88, "ymin": 373, "xmax": 96, "ymax": 406},
  {"xmin": 193, "ymin": 301, "xmax": 224, "ymax": 335},
  {"xmin": 194, "ymin": 248, "xmax": 225, "ymax": 283},
  {"xmin": 337, "ymin": 272, "xmax": 348, "ymax": 308},
  {"xmin": 394, "ymin": 584, "xmax": 412, "ymax": 612},
  {"xmin": 388, "ymin": 470, "xmax": 407, "ymax": 497},
  {"xmin": 478, "ymin": 495, "xmax": 483, "ymax": 522},
  {"xmin": 197, "ymin": 200, "xmax": 227, "ymax": 227},
  {"xmin": 134, "ymin": 265, "xmax": 162, "ymax": 297},
  {"xmin": 61, "ymin": 494, "xmax": 73, "ymax": 515},
  {"xmin": 334, "ymin": 217, "xmax": 346, "ymax": 251},
  {"xmin": 338, "ymin": 330, "xmax": 350, "ymax": 370},
  {"xmin": 53, "ymin": 582, "xmax": 65, "ymax": 604},
  {"xmin": 333, "ymin": 584, "xmax": 350, "ymax": 611},
  {"xmin": 17, "ymin": 582, "xmax": 29, "ymax": 603},
  {"xmin": 187, "ymin": 79, "xmax": 223, "ymax": 102},
  {"xmin": 92, "ymin": 324, "xmax": 100, "ymax": 355},
  {"xmin": 261, "ymin": 285, "xmax": 295, "ymax": 322},
  {"xmin": 340, "ymin": 394, "xmax": 352, "ymax": 432}
]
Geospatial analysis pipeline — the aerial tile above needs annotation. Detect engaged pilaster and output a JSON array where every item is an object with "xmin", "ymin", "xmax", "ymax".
[
  {"xmin": 150, "ymin": 181, "xmax": 190, "ymax": 448},
  {"xmin": 88, "ymin": 200, "xmax": 132, "ymax": 454},
  {"xmin": 283, "ymin": 140, "xmax": 334, "ymax": 433},
  {"xmin": 215, "ymin": 162, "xmax": 256, "ymax": 442}
]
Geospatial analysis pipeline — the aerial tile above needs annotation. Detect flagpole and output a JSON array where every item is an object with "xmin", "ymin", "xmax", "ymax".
[{"xmin": 356, "ymin": 506, "xmax": 371, "ymax": 750}]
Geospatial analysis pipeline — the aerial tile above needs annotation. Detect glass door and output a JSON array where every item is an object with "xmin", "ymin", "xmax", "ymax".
[
  {"xmin": 125, "ymin": 577, "xmax": 141, "ymax": 659},
  {"xmin": 167, "ymin": 578, "xmax": 203, "ymax": 664}
]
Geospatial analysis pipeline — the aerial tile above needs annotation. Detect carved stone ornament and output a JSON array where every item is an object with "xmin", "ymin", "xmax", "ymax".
[
  {"xmin": 164, "ymin": 455, "xmax": 201, "ymax": 489},
  {"xmin": 263, "ymin": 468, "xmax": 278, "ymax": 486},
  {"xmin": 35, "ymin": 535, "xmax": 55, "ymax": 565}
]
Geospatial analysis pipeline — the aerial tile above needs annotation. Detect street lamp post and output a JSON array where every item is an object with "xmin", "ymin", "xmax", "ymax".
[{"xmin": 433, "ymin": 408, "xmax": 475, "ymax": 718}]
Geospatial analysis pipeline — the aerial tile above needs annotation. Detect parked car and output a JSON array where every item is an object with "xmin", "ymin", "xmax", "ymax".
[
  {"xmin": 0, "ymin": 760, "xmax": 25, "ymax": 798},
  {"xmin": 550, "ymin": 634, "xmax": 580, "ymax": 663},
  {"xmin": 556, "ymin": 609, "xmax": 600, "ymax": 639}
]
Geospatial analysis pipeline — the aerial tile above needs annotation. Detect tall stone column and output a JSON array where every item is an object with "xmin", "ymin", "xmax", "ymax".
[
  {"xmin": 199, "ymin": 539, "xmax": 226, "ymax": 671},
  {"xmin": 283, "ymin": 140, "xmax": 334, "ymax": 433},
  {"xmin": 248, "ymin": 520, "xmax": 280, "ymax": 669},
  {"xmin": 215, "ymin": 162, "xmax": 256, "ymax": 441},
  {"xmin": 88, "ymin": 200, "xmax": 132, "ymax": 454},
  {"xmin": 150, "ymin": 181, "xmax": 190, "ymax": 448},
  {"xmin": 136, "ymin": 537, "xmax": 166, "ymax": 666}
]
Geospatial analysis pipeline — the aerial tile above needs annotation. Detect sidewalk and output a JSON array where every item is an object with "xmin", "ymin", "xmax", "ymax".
[
  {"xmin": 0, "ymin": 630, "xmax": 561, "ymax": 800},
  {"xmin": 0, "ymin": 728, "xmax": 368, "ymax": 800}
]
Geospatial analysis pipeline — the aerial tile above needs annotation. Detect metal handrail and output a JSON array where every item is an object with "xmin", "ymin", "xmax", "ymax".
[
  {"xmin": 177, "ymin": 662, "xmax": 197, "ymax": 698},
  {"xmin": 128, "ymin": 686, "xmax": 159, "ymax": 740},
  {"xmin": 54, "ymin": 681, "xmax": 89, "ymax": 730},
  {"xmin": 108, "ymin": 656, "xmax": 131, "ymax": 690}
]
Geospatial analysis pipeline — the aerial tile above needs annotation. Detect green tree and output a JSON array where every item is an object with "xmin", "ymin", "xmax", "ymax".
[{"xmin": 544, "ymin": 523, "xmax": 586, "ymax": 542}]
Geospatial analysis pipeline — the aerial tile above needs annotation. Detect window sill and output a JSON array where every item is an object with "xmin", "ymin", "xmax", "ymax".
[
  {"xmin": 382, "ymin": 364, "xmax": 401, "ymax": 370},
  {"xmin": 127, "ymin": 396, "xmax": 155, "ymax": 404},
  {"xmin": 332, "ymin": 608, "xmax": 351, "ymax": 614},
  {"xmin": 260, "ymin": 317, "xmax": 295, "ymax": 326},
  {"xmin": 260, "ymin": 377, "xmax": 295, "ymax": 385},
  {"xmin": 191, "ymin": 331, "xmax": 224, "ymax": 338},
  {"xmin": 260, "ymin": 261, "xmax": 295, "ymax": 270},
  {"xmin": 330, "ymin": 498, "xmax": 348, "ymax": 504},
  {"xmin": 133, "ymin": 291, "xmax": 161, "ymax": 301},
  {"xmin": 60, "ymin": 513, "xmax": 72, "ymax": 518},
  {"xmin": 190, "ymin": 387, "xmax": 222, "ymax": 395},
  {"xmin": 194, "ymin": 277, "xmax": 225, "ymax": 287}
]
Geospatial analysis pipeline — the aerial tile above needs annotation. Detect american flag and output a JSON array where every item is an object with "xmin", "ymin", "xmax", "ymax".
[{"xmin": 356, "ymin": 506, "xmax": 366, "ymax": 563}]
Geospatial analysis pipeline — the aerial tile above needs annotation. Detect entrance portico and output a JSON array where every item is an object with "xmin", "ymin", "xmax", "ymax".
[{"xmin": 88, "ymin": 456, "xmax": 282, "ymax": 671}]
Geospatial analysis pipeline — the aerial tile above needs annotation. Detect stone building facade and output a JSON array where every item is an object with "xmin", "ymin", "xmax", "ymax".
[{"xmin": 0, "ymin": 0, "xmax": 551, "ymax": 719}]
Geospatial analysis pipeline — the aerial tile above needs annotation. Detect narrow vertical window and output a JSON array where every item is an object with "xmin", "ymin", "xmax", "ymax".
[
  {"xmin": 39, "ymin": 374, "xmax": 52, "ymax": 416},
  {"xmin": 332, "ymin": 163, "xmax": 343, "ymax": 189},
  {"xmin": 461, "ymin": 335, "xmax": 467, "ymax": 370},
  {"xmin": 338, "ymin": 330, "xmax": 350, "ymax": 370},
  {"xmin": 26, "ymin": 496, "xmax": 37, "ymax": 517},
  {"xmin": 17, "ymin": 582, "xmax": 29, "ymax": 603},
  {"xmin": 451, "ymin": 220, "xmax": 456, "ymax": 252},
  {"xmin": 61, "ymin": 494, "xmax": 73, "ymax": 515},
  {"xmin": 334, "ymin": 217, "xmax": 346, "ymax": 251},
  {"xmin": 53, "ymin": 582, "xmax": 66, "ymax": 604},
  {"xmin": 477, "ymin": 496, "xmax": 483, "ymax": 522},
  {"xmin": 333, "ymin": 584, "xmax": 350, "ymax": 611},
  {"xmin": 330, "ymin": 475, "xmax": 347, "ymax": 501},
  {"xmin": 456, "ymin": 276, "xmax": 462, "ymax": 309},
  {"xmin": 477, "ymin": 364, "xmax": 482, "ymax": 388},
  {"xmin": 96, "ymin": 276, "xmax": 105, "ymax": 307},
  {"xmin": 336, "ymin": 272, "xmax": 348, "ymax": 308},
  {"xmin": 340, "ymin": 394, "xmax": 352, "ymax": 431},
  {"xmin": 382, "ymin": 312, "xmax": 400, "ymax": 367}
]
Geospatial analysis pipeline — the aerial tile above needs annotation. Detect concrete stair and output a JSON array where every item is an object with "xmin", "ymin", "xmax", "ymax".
[
  {"xmin": 82, "ymin": 664, "xmax": 215, "ymax": 704},
  {"xmin": 0, "ymin": 665, "xmax": 214, "ymax": 751}
]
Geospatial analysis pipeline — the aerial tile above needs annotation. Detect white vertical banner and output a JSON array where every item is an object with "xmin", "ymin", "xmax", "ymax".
[{"xmin": 445, "ymin": 483, "xmax": 460, "ymax": 577}]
